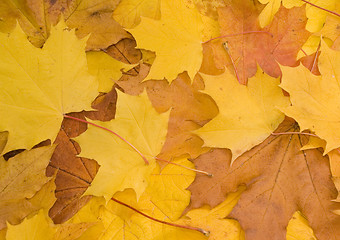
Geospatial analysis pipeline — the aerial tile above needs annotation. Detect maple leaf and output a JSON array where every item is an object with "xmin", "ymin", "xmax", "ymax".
[
  {"xmin": 99, "ymin": 157, "xmax": 197, "ymax": 239},
  {"xmin": 128, "ymin": 0, "xmax": 204, "ymax": 82},
  {"xmin": 213, "ymin": 1, "xmax": 310, "ymax": 84},
  {"xmin": 298, "ymin": 1, "xmax": 340, "ymax": 57},
  {"xmin": 0, "ymin": 0, "xmax": 130, "ymax": 50},
  {"xmin": 0, "ymin": 20, "xmax": 98, "ymax": 153},
  {"xmin": 280, "ymin": 40, "xmax": 340, "ymax": 154},
  {"xmin": 194, "ymin": 67, "xmax": 289, "ymax": 162},
  {"xmin": 179, "ymin": 186, "xmax": 245, "ymax": 240},
  {"xmin": 47, "ymin": 90, "xmax": 118, "ymax": 223},
  {"xmin": 0, "ymin": 146, "xmax": 55, "ymax": 229},
  {"xmin": 87, "ymin": 51, "xmax": 137, "ymax": 93},
  {"xmin": 118, "ymin": 69, "xmax": 219, "ymax": 159},
  {"xmin": 259, "ymin": 0, "xmax": 336, "ymax": 32},
  {"xmin": 74, "ymin": 90, "xmax": 169, "ymax": 201},
  {"xmin": 62, "ymin": 0, "xmax": 130, "ymax": 51},
  {"xmin": 67, "ymin": 157, "xmax": 199, "ymax": 239},
  {"xmin": 189, "ymin": 119, "xmax": 340, "ymax": 240},
  {"xmin": 113, "ymin": 0, "xmax": 161, "ymax": 28},
  {"xmin": 1, "ymin": 1, "xmax": 339, "ymax": 239}
]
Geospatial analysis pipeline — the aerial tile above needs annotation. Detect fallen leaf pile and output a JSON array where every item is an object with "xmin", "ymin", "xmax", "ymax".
[{"xmin": 0, "ymin": 0, "xmax": 339, "ymax": 239}]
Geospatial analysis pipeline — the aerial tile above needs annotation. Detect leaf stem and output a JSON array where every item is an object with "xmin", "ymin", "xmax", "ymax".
[
  {"xmin": 223, "ymin": 42, "xmax": 241, "ymax": 83},
  {"xmin": 300, "ymin": 48, "xmax": 308, "ymax": 56},
  {"xmin": 301, "ymin": 0, "xmax": 340, "ymax": 18},
  {"xmin": 271, "ymin": 132, "xmax": 318, "ymax": 137},
  {"xmin": 311, "ymin": 42, "xmax": 321, "ymax": 73},
  {"xmin": 63, "ymin": 114, "xmax": 149, "ymax": 165},
  {"xmin": 111, "ymin": 197, "xmax": 210, "ymax": 237},
  {"xmin": 202, "ymin": 31, "xmax": 273, "ymax": 44},
  {"xmin": 154, "ymin": 157, "xmax": 213, "ymax": 177}
]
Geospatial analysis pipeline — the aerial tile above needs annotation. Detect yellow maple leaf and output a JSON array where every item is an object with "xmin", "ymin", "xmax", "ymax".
[
  {"xmin": 113, "ymin": 0, "xmax": 161, "ymax": 28},
  {"xmin": 280, "ymin": 40, "xmax": 340, "ymax": 154},
  {"xmin": 118, "ymin": 185, "xmax": 244, "ymax": 240},
  {"xmin": 128, "ymin": 0, "xmax": 204, "ymax": 82},
  {"xmin": 67, "ymin": 157, "xmax": 200, "ymax": 239},
  {"xmin": 87, "ymin": 51, "xmax": 137, "ymax": 93},
  {"xmin": 194, "ymin": 67, "xmax": 289, "ymax": 162},
  {"xmin": 298, "ymin": 1, "xmax": 340, "ymax": 57},
  {"xmin": 0, "ymin": 146, "xmax": 55, "ymax": 230},
  {"xmin": 178, "ymin": 186, "xmax": 245, "ymax": 240},
  {"xmin": 74, "ymin": 90, "xmax": 169, "ymax": 201},
  {"xmin": 259, "ymin": 0, "xmax": 336, "ymax": 32},
  {"xmin": 0, "ymin": 20, "xmax": 98, "ymax": 153},
  {"xmin": 66, "ymin": 158, "xmax": 245, "ymax": 239}
]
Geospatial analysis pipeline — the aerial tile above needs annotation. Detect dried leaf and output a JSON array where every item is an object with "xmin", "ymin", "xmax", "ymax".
[{"xmin": 189, "ymin": 119, "xmax": 340, "ymax": 240}]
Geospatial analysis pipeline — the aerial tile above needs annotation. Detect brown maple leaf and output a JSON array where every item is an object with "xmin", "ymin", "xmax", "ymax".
[
  {"xmin": 211, "ymin": 0, "xmax": 310, "ymax": 84},
  {"xmin": 188, "ymin": 118, "xmax": 340, "ymax": 240}
]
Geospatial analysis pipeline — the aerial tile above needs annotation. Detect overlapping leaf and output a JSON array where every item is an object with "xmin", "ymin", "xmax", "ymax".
[
  {"xmin": 118, "ymin": 70, "xmax": 219, "ymax": 159},
  {"xmin": 62, "ymin": 0, "xmax": 130, "ymax": 50},
  {"xmin": 194, "ymin": 67, "xmax": 289, "ymax": 162},
  {"xmin": 280, "ymin": 41, "xmax": 340, "ymax": 154},
  {"xmin": 74, "ymin": 91, "xmax": 169, "ymax": 201},
  {"xmin": 67, "ymin": 157, "xmax": 199, "ymax": 239},
  {"xmin": 0, "ymin": 1, "xmax": 339, "ymax": 239},
  {"xmin": 0, "ymin": 0, "xmax": 56, "ymax": 47},
  {"xmin": 0, "ymin": 20, "xmax": 98, "ymax": 153},
  {"xmin": 259, "ymin": 0, "xmax": 336, "ymax": 32},
  {"xmin": 298, "ymin": 1, "xmax": 339, "ymax": 57},
  {"xmin": 128, "ymin": 0, "xmax": 204, "ymax": 82},
  {"xmin": 87, "ymin": 51, "xmax": 136, "ymax": 93},
  {"xmin": 0, "ymin": 146, "xmax": 55, "ymax": 229},
  {"xmin": 213, "ymin": 1, "xmax": 310, "ymax": 84},
  {"xmin": 190, "ymin": 119, "xmax": 340, "ymax": 240}
]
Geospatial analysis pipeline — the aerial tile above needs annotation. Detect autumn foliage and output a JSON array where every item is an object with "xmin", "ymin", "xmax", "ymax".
[{"xmin": 0, "ymin": 0, "xmax": 339, "ymax": 239}]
